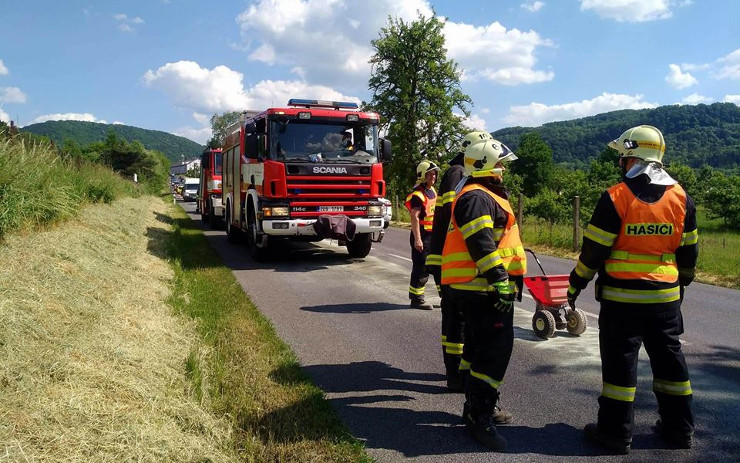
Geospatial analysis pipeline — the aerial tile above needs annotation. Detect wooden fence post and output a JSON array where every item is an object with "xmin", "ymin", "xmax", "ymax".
[
  {"xmin": 573, "ymin": 195, "xmax": 581, "ymax": 251},
  {"xmin": 394, "ymin": 195, "xmax": 399, "ymax": 224}
]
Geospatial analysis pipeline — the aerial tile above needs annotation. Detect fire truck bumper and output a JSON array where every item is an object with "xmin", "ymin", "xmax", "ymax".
[{"xmin": 262, "ymin": 218, "xmax": 385, "ymax": 236}]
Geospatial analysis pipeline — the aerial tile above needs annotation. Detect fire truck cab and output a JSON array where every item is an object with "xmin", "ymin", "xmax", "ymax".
[{"xmin": 222, "ymin": 99, "xmax": 391, "ymax": 260}]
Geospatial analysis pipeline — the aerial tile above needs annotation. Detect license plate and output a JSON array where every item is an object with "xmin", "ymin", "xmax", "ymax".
[{"xmin": 319, "ymin": 206, "xmax": 343, "ymax": 212}]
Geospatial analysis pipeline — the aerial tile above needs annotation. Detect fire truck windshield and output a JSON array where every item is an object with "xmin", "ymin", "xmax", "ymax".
[{"xmin": 269, "ymin": 120, "xmax": 378, "ymax": 163}]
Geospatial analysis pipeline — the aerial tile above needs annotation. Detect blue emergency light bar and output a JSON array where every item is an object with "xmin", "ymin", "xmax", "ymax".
[{"xmin": 287, "ymin": 99, "xmax": 359, "ymax": 110}]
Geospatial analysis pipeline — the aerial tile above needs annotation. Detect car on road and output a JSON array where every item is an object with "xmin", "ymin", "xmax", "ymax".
[{"xmin": 181, "ymin": 178, "xmax": 199, "ymax": 202}]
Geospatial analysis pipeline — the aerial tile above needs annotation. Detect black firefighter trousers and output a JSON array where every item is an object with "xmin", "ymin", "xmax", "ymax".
[
  {"xmin": 451, "ymin": 289, "xmax": 514, "ymax": 413},
  {"xmin": 597, "ymin": 301, "xmax": 694, "ymax": 440},
  {"xmin": 409, "ymin": 232, "xmax": 433, "ymax": 302}
]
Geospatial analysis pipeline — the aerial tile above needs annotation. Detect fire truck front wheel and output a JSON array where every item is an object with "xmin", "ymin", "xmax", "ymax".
[
  {"xmin": 246, "ymin": 210, "xmax": 269, "ymax": 261},
  {"xmin": 346, "ymin": 233, "xmax": 372, "ymax": 258}
]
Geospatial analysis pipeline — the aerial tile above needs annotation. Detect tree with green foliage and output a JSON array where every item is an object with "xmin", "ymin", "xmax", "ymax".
[
  {"xmin": 366, "ymin": 13, "xmax": 471, "ymax": 196},
  {"xmin": 703, "ymin": 171, "xmax": 740, "ymax": 227},
  {"xmin": 208, "ymin": 111, "xmax": 242, "ymax": 148},
  {"xmin": 510, "ymin": 132, "xmax": 554, "ymax": 197}
]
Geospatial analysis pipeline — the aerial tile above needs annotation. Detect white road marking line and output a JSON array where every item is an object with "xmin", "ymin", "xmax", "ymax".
[{"xmin": 389, "ymin": 253, "xmax": 412, "ymax": 262}]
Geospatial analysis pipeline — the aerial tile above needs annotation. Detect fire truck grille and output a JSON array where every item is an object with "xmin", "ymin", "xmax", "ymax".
[{"xmin": 285, "ymin": 176, "xmax": 373, "ymax": 199}]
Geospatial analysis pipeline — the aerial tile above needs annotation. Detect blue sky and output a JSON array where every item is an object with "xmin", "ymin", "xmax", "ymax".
[{"xmin": 1, "ymin": 0, "xmax": 738, "ymax": 145}]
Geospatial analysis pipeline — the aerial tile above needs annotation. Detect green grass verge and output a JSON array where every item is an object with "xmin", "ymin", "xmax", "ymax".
[{"xmin": 165, "ymin": 202, "xmax": 373, "ymax": 463}]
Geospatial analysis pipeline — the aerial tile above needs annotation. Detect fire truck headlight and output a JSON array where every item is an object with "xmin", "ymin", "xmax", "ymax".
[
  {"xmin": 367, "ymin": 205, "xmax": 383, "ymax": 217},
  {"xmin": 263, "ymin": 206, "xmax": 290, "ymax": 218}
]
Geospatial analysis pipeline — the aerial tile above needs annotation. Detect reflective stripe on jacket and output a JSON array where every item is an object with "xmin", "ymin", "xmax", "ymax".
[
  {"xmin": 405, "ymin": 187, "xmax": 437, "ymax": 232},
  {"xmin": 441, "ymin": 184, "xmax": 526, "ymax": 291},
  {"xmin": 604, "ymin": 183, "xmax": 686, "ymax": 284}
]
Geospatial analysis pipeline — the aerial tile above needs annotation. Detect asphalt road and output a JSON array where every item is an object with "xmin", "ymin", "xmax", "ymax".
[{"xmin": 181, "ymin": 201, "xmax": 739, "ymax": 463}]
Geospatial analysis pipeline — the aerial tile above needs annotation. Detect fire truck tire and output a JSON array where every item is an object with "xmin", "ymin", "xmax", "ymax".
[
  {"xmin": 566, "ymin": 308, "xmax": 588, "ymax": 336},
  {"xmin": 346, "ymin": 233, "xmax": 372, "ymax": 258},
  {"xmin": 247, "ymin": 211, "xmax": 268, "ymax": 261},
  {"xmin": 201, "ymin": 206, "xmax": 210, "ymax": 225},
  {"xmin": 226, "ymin": 206, "xmax": 241, "ymax": 244},
  {"xmin": 532, "ymin": 310, "xmax": 556, "ymax": 339}
]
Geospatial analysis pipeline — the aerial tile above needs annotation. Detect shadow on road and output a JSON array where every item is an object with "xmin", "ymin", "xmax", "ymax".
[{"xmin": 301, "ymin": 302, "xmax": 409, "ymax": 314}]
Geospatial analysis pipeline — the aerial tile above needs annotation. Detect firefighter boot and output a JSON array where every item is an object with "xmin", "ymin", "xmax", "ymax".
[
  {"xmin": 583, "ymin": 423, "xmax": 631, "ymax": 455},
  {"xmin": 654, "ymin": 419, "xmax": 693, "ymax": 449},
  {"xmin": 463, "ymin": 393, "xmax": 507, "ymax": 451},
  {"xmin": 445, "ymin": 361, "xmax": 466, "ymax": 392},
  {"xmin": 410, "ymin": 298, "xmax": 433, "ymax": 310}
]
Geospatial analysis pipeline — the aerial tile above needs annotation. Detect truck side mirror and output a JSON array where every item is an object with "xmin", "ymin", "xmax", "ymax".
[
  {"xmin": 245, "ymin": 121, "xmax": 257, "ymax": 133},
  {"xmin": 379, "ymin": 138, "xmax": 392, "ymax": 163}
]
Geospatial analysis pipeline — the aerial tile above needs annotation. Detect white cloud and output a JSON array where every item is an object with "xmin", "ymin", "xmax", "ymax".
[
  {"xmin": 665, "ymin": 64, "xmax": 697, "ymax": 89},
  {"xmin": 0, "ymin": 108, "xmax": 9, "ymax": 123},
  {"xmin": 0, "ymin": 59, "xmax": 8, "ymax": 75},
  {"xmin": 114, "ymin": 13, "xmax": 143, "ymax": 32},
  {"xmin": 143, "ymin": 61, "xmax": 250, "ymax": 113},
  {"xmin": 236, "ymin": 1, "xmax": 553, "ymax": 88},
  {"xmin": 715, "ymin": 49, "xmax": 740, "ymax": 80},
  {"xmin": 237, "ymin": 0, "xmax": 432, "ymax": 88},
  {"xmin": 578, "ymin": 0, "xmax": 678, "ymax": 22},
  {"xmin": 143, "ymin": 60, "xmax": 360, "ymax": 144},
  {"xmin": 444, "ymin": 21, "xmax": 553, "ymax": 85},
  {"xmin": 461, "ymin": 113, "xmax": 488, "ymax": 131},
  {"xmin": 680, "ymin": 93, "xmax": 711, "ymax": 104},
  {"xmin": 723, "ymin": 95, "xmax": 740, "ymax": 105},
  {"xmin": 27, "ymin": 113, "xmax": 107, "ymax": 125},
  {"xmin": 504, "ymin": 92, "xmax": 657, "ymax": 127},
  {"xmin": 173, "ymin": 126, "xmax": 212, "ymax": 145},
  {"xmin": 521, "ymin": 1, "xmax": 545, "ymax": 12},
  {"xmin": 0, "ymin": 87, "xmax": 27, "ymax": 104}
]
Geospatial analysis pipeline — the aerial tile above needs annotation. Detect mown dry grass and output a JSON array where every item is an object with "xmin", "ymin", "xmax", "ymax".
[{"xmin": 0, "ymin": 197, "xmax": 236, "ymax": 462}]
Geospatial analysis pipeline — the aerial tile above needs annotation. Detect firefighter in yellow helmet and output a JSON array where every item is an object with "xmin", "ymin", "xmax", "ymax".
[
  {"xmin": 441, "ymin": 138, "xmax": 525, "ymax": 451},
  {"xmin": 405, "ymin": 160, "xmax": 440, "ymax": 309},
  {"xmin": 426, "ymin": 131, "xmax": 493, "ymax": 391},
  {"xmin": 568, "ymin": 125, "xmax": 698, "ymax": 454}
]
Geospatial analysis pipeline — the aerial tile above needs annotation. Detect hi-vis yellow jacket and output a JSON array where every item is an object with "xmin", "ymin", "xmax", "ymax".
[
  {"xmin": 405, "ymin": 186, "xmax": 437, "ymax": 232},
  {"xmin": 604, "ymin": 182, "xmax": 686, "ymax": 284},
  {"xmin": 441, "ymin": 184, "xmax": 526, "ymax": 291}
]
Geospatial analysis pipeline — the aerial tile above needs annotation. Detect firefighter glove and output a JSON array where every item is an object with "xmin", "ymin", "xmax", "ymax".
[
  {"xmin": 491, "ymin": 281, "xmax": 515, "ymax": 313},
  {"xmin": 567, "ymin": 285, "xmax": 580, "ymax": 309}
]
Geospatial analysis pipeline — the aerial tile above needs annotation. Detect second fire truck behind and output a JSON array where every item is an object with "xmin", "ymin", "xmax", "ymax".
[{"xmin": 222, "ymin": 99, "xmax": 392, "ymax": 260}]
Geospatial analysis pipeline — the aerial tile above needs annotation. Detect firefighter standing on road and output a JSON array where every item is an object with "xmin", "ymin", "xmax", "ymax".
[
  {"xmin": 426, "ymin": 131, "xmax": 493, "ymax": 392},
  {"xmin": 405, "ymin": 160, "xmax": 440, "ymax": 310},
  {"xmin": 568, "ymin": 125, "xmax": 698, "ymax": 454},
  {"xmin": 441, "ymin": 138, "xmax": 526, "ymax": 451}
]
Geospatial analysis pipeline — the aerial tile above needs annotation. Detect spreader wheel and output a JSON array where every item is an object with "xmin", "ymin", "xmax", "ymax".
[
  {"xmin": 566, "ymin": 308, "xmax": 588, "ymax": 335},
  {"xmin": 532, "ymin": 310, "xmax": 556, "ymax": 339}
]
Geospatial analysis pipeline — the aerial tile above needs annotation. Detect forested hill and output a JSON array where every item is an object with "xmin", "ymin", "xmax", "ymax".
[
  {"xmin": 21, "ymin": 121, "xmax": 204, "ymax": 163},
  {"xmin": 492, "ymin": 102, "xmax": 740, "ymax": 170}
]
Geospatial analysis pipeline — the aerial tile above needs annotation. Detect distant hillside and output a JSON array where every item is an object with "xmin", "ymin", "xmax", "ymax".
[
  {"xmin": 21, "ymin": 121, "xmax": 205, "ymax": 163},
  {"xmin": 492, "ymin": 102, "xmax": 740, "ymax": 169}
]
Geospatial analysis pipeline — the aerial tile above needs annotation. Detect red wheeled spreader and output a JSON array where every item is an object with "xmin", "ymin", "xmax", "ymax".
[{"xmin": 523, "ymin": 249, "xmax": 588, "ymax": 339}]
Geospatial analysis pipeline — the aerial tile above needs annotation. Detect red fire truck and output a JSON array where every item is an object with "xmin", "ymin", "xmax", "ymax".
[
  {"xmin": 222, "ymin": 99, "xmax": 391, "ymax": 260},
  {"xmin": 197, "ymin": 148, "xmax": 223, "ymax": 227}
]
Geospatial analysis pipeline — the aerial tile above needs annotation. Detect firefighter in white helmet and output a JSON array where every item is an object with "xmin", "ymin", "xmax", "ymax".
[
  {"xmin": 441, "ymin": 138, "xmax": 525, "ymax": 451},
  {"xmin": 426, "ymin": 131, "xmax": 493, "ymax": 391},
  {"xmin": 569, "ymin": 125, "xmax": 698, "ymax": 454},
  {"xmin": 405, "ymin": 160, "xmax": 440, "ymax": 310}
]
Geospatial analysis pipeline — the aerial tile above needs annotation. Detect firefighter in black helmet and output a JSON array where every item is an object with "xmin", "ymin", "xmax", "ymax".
[{"xmin": 405, "ymin": 160, "xmax": 440, "ymax": 310}]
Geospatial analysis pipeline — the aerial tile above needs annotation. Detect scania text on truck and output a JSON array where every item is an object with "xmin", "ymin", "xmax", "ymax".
[
  {"xmin": 222, "ymin": 99, "xmax": 392, "ymax": 259},
  {"xmin": 197, "ymin": 148, "xmax": 224, "ymax": 227}
]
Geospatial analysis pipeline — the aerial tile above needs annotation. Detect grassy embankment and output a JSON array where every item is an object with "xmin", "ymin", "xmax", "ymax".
[
  {"xmin": 390, "ymin": 197, "xmax": 740, "ymax": 289},
  {"xmin": 0, "ymin": 138, "xmax": 370, "ymax": 462}
]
